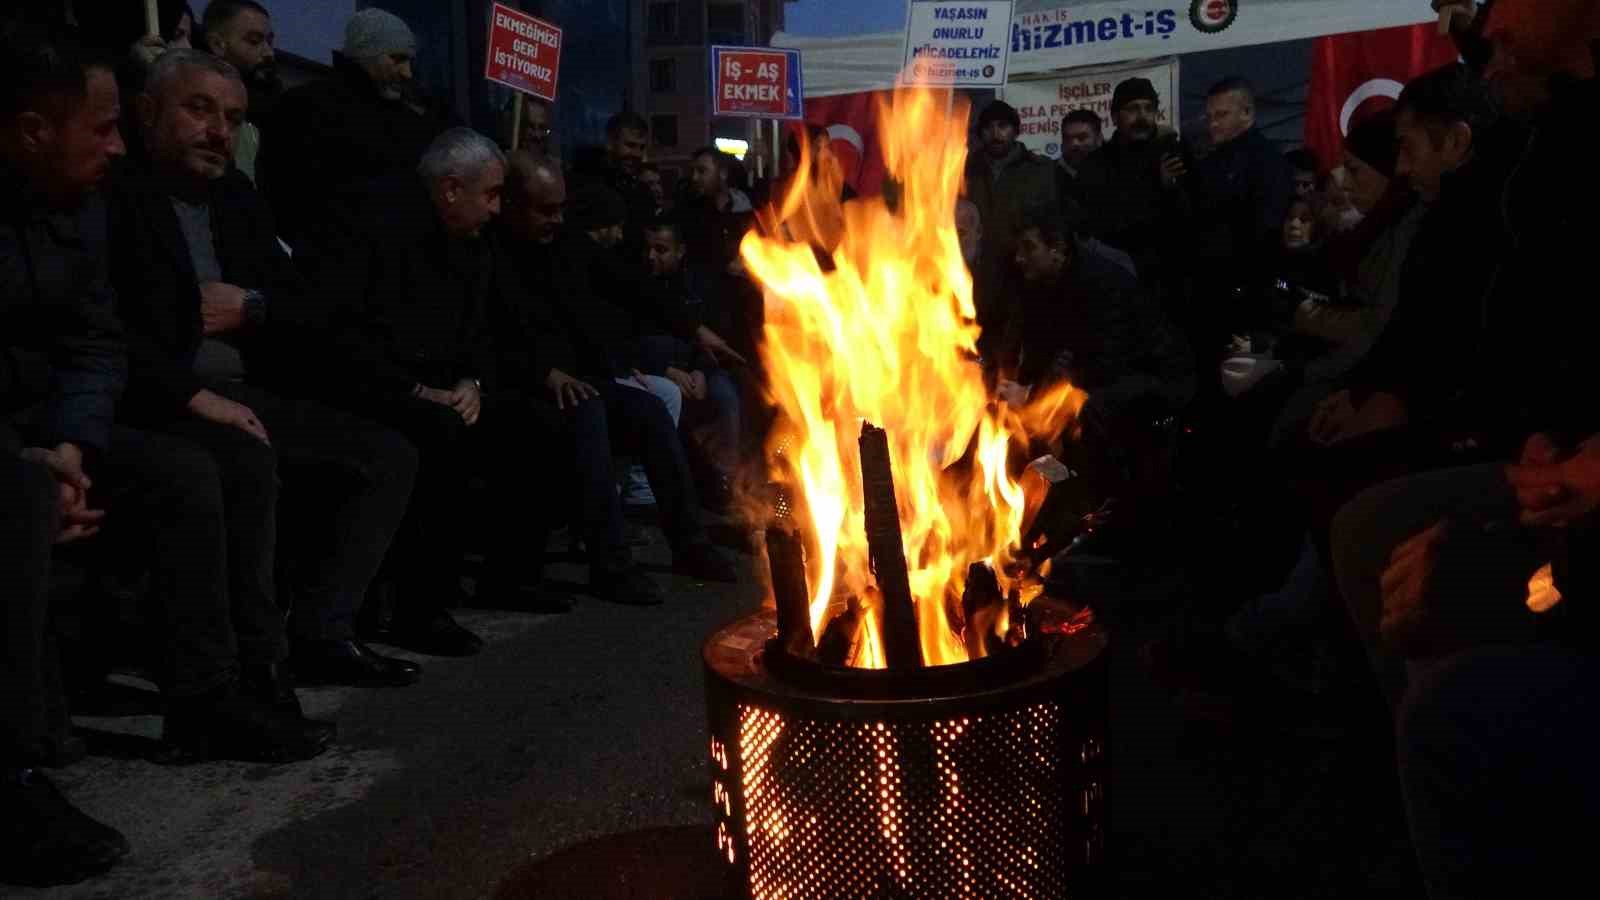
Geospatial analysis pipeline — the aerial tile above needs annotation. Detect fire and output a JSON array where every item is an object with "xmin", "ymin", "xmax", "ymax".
[{"xmin": 743, "ymin": 86, "xmax": 1087, "ymax": 668}]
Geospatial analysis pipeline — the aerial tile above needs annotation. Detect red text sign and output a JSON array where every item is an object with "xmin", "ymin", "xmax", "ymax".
[{"xmin": 485, "ymin": 3, "xmax": 561, "ymax": 101}]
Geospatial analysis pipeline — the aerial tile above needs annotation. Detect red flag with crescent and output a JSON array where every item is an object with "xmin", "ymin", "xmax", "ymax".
[
  {"xmin": 1304, "ymin": 23, "xmax": 1459, "ymax": 172},
  {"xmin": 785, "ymin": 91, "xmax": 891, "ymax": 196}
]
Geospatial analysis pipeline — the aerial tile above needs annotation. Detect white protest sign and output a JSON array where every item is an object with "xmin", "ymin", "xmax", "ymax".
[{"xmin": 902, "ymin": 0, "xmax": 1017, "ymax": 88}]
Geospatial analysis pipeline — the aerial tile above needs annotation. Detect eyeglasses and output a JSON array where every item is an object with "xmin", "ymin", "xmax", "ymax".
[{"xmin": 523, "ymin": 126, "xmax": 552, "ymax": 136}]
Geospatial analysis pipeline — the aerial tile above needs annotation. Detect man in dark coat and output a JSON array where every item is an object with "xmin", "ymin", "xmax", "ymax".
[
  {"xmin": 2, "ymin": 23, "xmax": 324, "ymax": 887},
  {"xmin": 258, "ymin": 8, "xmax": 453, "ymax": 246},
  {"xmin": 1186, "ymin": 77, "xmax": 1296, "ymax": 349},
  {"xmin": 996, "ymin": 208, "xmax": 1194, "ymax": 513},
  {"xmin": 497, "ymin": 151, "xmax": 740, "ymax": 603},
  {"xmin": 963, "ymin": 100, "xmax": 1060, "ymax": 349},
  {"xmin": 1074, "ymin": 77, "xmax": 1188, "ymax": 307},
  {"xmin": 107, "ymin": 50, "xmax": 421, "ymax": 688},
  {"xmin": 570, "ymin": 111, "xmax": 657, "ymax": 255}
]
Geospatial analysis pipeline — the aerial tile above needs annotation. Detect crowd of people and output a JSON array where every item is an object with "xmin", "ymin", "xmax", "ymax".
[{"xmin": 2, "ymin": 0, "xmax": 1596, "ymax": 893}]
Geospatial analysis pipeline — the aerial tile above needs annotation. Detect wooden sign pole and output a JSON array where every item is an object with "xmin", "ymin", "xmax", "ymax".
[
  {"xmin": 145, "ymin": 0, "xmax": 160, "ymax": 37},
  {"xmin": 510, "ymin": 95, "xmax": 524, "ymax": 151}
]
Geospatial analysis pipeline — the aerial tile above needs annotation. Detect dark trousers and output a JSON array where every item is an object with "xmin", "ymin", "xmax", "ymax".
[
  {"xmin": 1, "ymin": 451, "xmax": 64, "ymax": 766},
  {"xmin": 579, "ymin": 379, "xmax": 706, "ymax": 564},
  {"xmin": 1397, "ymin": 642, "xmax": 1599, "ymax": 898},
  {"xmin": 4, "ymin": 425, "xmax": 241, "ymax": 765},
  {"xmin": 155, "ymin": 381, "xmax": 417, "ymax": 644}
]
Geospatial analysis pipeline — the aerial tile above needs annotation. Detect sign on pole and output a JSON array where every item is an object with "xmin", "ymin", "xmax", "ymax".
[
  {"xmin": 902, "ymin": 0, "xmax": 1016, "ymax": 88},
  {"xmin": 710, "ymin": 46, "xmax": 804, "ymax": 120},
  {"xmin": 484, "ymin": 2, "xmax": 562, "ymax": 102}
]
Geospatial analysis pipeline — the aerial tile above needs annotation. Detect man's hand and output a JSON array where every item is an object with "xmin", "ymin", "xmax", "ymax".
[
  {"xmin": 199, "ymin": 282, "xmax": 249, "ymax": 336},
  {"xmin": 696, "ymin": 325, "xmax": 748, "ymax": 366},
  {"xmin": 996, "ymin": 379, "xmax": 1032, "ymax": 408},
  {"xmin": 188, "ymin": 389, "xmax": 271, "ymax": 444},
  {"xmin": 665, "ymin": 366, "xmax": 707, "ymax": 401},
  {"xmin": 1379, "ymin": 520, "xmax": 1451, "ymax": 650},
  {"xmin": 19, "ymin": 442, "xmax": 106, "ymax": 543},
  {"xmin": 448, "ymin": 379, "xmax": 482, "ymax": 426},
  {"xmin": 1159, "ymin": 153, "xmax": 1187, "ymax": 189},
  {"xmin": 129, "ymin": 35, "xmax": 168, "ymax": 67},
  {"xmin": 546, "ymin": 369, "xmax": 599, "ymax": 410},
  {"xmin": 1508, "ymin": 433, "xmax": 1600, "ymax": 528}
]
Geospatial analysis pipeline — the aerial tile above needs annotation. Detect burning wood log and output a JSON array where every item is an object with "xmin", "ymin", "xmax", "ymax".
[
  {"xmin": 765, "ymin": 520, "xmax": 815, "ymax": 659},
  {"xmin": 960, "ymin": 562, "xmax": 1006, "ymax": 659},
  {"xmin": 814, "ymin": 597, "xmax": 865, "ymax": 667},
  {"xmin": 858, "ymin": 422, "xmax": 922, "ymax": 669}
]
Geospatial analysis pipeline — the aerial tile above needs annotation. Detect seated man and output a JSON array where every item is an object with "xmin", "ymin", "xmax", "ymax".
[
  {"xmin": 998, "ymin": 208, "xmax": 1194, "ymax": 435},
  {"xmin": 640, "ymin": 214, "xmax": 745, "ymax": 507},
  {"xmin": 3, "ymin": 23, "xmax": 323, "ymax": 887},
  {"xmin": 104, "ymin": 51, "xmax": 420, "ymax": 686},
  {"xmin": 290, "ymin": 127, "xmax": 565, "ymax": 631},
  {"xmin": 495, "ymin": 150, "xmax": 739, "ymax": 603}
]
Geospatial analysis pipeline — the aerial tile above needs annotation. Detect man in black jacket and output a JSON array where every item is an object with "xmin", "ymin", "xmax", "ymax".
[
  {"xmin": 1186, "ymin": 78, "xmax": 1296, "ymax": 355},
  {"xmin": 570, "ymin": 112, "xmax": 657, "ymax": 255},
  {"xmin": 498, "ymin": 151, "xmax": 740, "ymax": 603},
  {"xmin": 295, "ymin": 128, "xmax": 595, "ymax": 621},
  {"xmin": 2, "ymin": 23, "xmax": 321, "ymax": 887},
  {"xmin": 109, "ymin": 50, "xmax": 421, "ymax": 686},
  {"xmin": 258, "ymin": 7, "xmax": 452, "ymax": 246},
  {"xmin": 996, "ymin": 209, "xmax": 1194, "ymax": 509}
]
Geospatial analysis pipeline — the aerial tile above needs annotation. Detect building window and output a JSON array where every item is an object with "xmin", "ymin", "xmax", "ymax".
[
  {"xmin": 707, "ymin": 1, "xmax": 745, "ymax": 44},
  {"xmin": 648, "ymin": 2, "xmax": 677, "ymax": 40},
  {"xmin": 651, "ymin": 114, "xmax": 679, "ymax": 149},
  {"xmin": 650, "ymin": 58, "xmax": 677, "ymax": 93}
]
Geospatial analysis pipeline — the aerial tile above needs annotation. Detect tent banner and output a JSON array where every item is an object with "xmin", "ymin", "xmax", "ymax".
[
  {"xmin": 1001, "ymin": 56, "xmax": 1179, "ymax": 159},
  {"xmin": 1008, "ymin": 0, "xmax": 1435, "ymax": 75}
]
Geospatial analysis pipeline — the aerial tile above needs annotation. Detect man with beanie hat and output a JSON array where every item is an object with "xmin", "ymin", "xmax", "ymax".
[
  {"xmin": 1074, "ymin": 76, "xmax": 1188, "ymax": 315},
  {"xmin": 963, "ymin": 99, "xmax": 1058, "ymax": 354},
  {"xmin": 259, "ymin": 7, "xmax": 455, "ymax": 246}
]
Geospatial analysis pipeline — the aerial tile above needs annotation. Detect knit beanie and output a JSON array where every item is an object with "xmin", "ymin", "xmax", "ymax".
[
  {"xmin": 567, "ymin": 180, "xmax": 627, "ymax": 232},
  {"xmin": 344, "ymin": 8, "xmax": 416, "ymax": 60},
  {"xmin": 1344, "ymin": 108, "xmax": 1398, "ymax": 179},
  {"xmin": 976, "ymin": 100, "xmax": 1022, "ymax": 133},
  {"xmin": 1111, "ymin": 77, "xmax": 1160, "ymax": 114},
  {"xmin": 1484, "ymin": 0, "xmax": 1600, "ymax": 78}
]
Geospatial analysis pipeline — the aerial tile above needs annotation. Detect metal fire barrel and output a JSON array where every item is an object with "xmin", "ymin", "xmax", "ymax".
[{"xmin": 702, "ymin": 609, "xmax": 1109, "ymax": 899}]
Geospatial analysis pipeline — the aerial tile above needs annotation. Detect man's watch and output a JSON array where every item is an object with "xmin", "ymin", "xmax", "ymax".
[{"xmin": 241, "ymin": 289, "xmax": 267, "ymax": 328}]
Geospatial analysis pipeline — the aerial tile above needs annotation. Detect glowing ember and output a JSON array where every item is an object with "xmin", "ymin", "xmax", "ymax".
[{"xmin": 743, "ymin": 86, "xmax": 1087, "ymax": 668}]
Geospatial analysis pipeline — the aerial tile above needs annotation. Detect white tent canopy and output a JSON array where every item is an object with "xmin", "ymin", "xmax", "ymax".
[{"xmin": 774, "ymin": 0, "xmax": 1435, "ymax": 97}]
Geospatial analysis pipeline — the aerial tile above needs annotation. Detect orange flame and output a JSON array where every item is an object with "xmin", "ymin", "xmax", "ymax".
[{"xmin": 744, "ymin": 86, "xmax": 1087, "ymax": 667}]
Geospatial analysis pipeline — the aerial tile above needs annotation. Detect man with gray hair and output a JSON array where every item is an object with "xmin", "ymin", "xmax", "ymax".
[
  {"xmin": 295, "ymin": 126, "xmax": 582, "ymax": 635},
  {"xmin": 259, "ymin": 6, "xmax": 455, "ymax": 245},
  {"xmin": 104, "ymin": 49, "xmax": 424, "ymax": 698}
]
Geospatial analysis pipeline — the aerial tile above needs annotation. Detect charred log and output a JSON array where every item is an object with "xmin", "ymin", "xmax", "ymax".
[{"xmin": 859, "ymin": 422, "xmax": 922, "ymax": 669}]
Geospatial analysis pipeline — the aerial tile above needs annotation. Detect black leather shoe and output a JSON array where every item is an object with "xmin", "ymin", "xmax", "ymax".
[
  {"xmin": 0, "ymin": 767, "xmax": 130, "ymax": 887},
  {"xmin": 159, "ymin": 688, "xmax": 327, "ymax": 765},
  {"xmin": 590, "ymin": 564, "xmax": 666, "ymax": 606},
  {"xmin": 381, "ymin": 611, "xmax": 484, "ymax": 657},
  {"xmin": 242, "ymin": 663, "xmax": 337, "ymax": 746},
  {"xmin": 475, "ymin": 581, "xmax": 574, "ymax": 614},
  {"xmin": 289, "ymin": 640, "xmax": 421, "ymax": 688},
  {"xmin": 673, "ymin": 541, "xmax": 740, "ymax": 583}
]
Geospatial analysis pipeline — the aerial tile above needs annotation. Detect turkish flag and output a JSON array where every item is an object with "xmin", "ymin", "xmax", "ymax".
[
  {"xmin": 1304, "ymin": 24, "xmax": 1459, "ymax": 171},
  {"xmin": 787, "ymin": 91, "xmax": 891, "ymax": 196}
]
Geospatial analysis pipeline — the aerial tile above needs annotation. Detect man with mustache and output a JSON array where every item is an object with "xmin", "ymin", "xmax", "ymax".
[
  {"xmin": 104, "ymin": 50, "xmax": 423, "ymax": 688},
  {"xmin": 1074, "ymin": 77, "xmax": 1188, "ymax": 313},
  {"xmin": 199, "ymin": 0, "xmax": 280, "ymax": 183}
]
